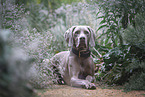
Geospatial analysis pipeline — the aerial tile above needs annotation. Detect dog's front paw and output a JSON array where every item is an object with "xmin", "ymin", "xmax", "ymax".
[{"xmin": 82, "ymin": 83, "xmax": 96, "ymax": 89}]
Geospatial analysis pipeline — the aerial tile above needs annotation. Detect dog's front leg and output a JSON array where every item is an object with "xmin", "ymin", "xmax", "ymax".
[
  {"xmin": 70, "ymin": 77, "xmax": 96, "ymax": 89},
  {"xmin": 68, "ymin": 57, "xmax": 96, "ymax": 89}
]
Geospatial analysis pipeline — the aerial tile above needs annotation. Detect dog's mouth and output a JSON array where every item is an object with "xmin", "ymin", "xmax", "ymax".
[
  {"xmin": 75, "ymin": 37, "xmax": 88, "ymax": 51},
  {"xmin": 78, "ymin": 41, "xmax": 87, "ymax": 50}
]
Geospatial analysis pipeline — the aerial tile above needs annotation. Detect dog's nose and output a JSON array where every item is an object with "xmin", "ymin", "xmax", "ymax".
[{"xmin": 80, "ymin": 37, "xmax": 85, "ymax": 40}]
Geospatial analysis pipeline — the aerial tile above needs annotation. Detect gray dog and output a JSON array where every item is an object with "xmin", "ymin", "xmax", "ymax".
[{"xmin": 51, "ymin": 26, "xmax": 96, "ymax": 89}]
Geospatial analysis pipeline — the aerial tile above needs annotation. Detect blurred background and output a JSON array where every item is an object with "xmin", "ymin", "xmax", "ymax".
[{"xmin": 0, "ymin": 0, "xmax": 145, "ymax": 96}]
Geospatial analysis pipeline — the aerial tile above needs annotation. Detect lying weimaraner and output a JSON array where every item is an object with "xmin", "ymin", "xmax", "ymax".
[{"xmin": 50, "ymin": 26, "xmax": 96, "ymax": 89}]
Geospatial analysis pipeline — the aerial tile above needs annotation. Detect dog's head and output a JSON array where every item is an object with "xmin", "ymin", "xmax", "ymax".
[{"xmin": 65, "ymin": 26, "xmax": 95, "ymax": 50}]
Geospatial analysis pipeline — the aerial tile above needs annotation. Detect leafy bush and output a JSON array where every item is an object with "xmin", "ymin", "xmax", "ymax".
[
  {"xmin": 94, "ymin": 0, "xmax": 145, "ymax": 47},
  {"xmin": 96, "ymin": 0, "xmax": 145, "ymax": 29},
  {"xmin": 125, "ymin": 60, "xmax": 145, "ymax": 90},
  {"xmin": 94, "ymin": 0, "xmax": 145, "ymax": 90},
  {"xmin": 1, "ymin": 1, "xmax": 60, "ymax": 88},
  {"xmin": 123, "ymin": 13, "xmax": 145, "ymax": 90},
  {"xmin": 15, "ymin": 0, "xmax": 83, "ymax": 11},
  {"xmin": 96, "ymin": 46, "xmax": 131, "ymax": 85},
  {"xmin": 123, "ymin": 13, "xmax": 145, "ymax": 62},
  {"xmin": 124, "ymin": 13, "xmax": 145, "ymax": 50},
  {"xmin": 0, "ymin": 30, "xmax": 34, "ymax": 97},
  {"xmin": 0, "ymin": 0, "xmax": 25, "ymax": 30}
]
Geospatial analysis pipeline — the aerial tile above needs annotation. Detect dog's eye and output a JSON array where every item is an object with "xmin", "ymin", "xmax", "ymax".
[
  {"xmin": 74, "ymin": 31, "xmax": 80, "ymax": 36},
  {"xmin": 84, "ymin": 31, "xmax": 89, "ymax": 35}
]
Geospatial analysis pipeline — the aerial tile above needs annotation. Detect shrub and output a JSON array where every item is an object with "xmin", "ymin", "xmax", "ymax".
[
  {"xmin": 94, "ymin": 1, "xmax": 145, "ymax": 90},
  {"xmin": 0, "ymin": 30, "xmax": 34, "ymax": 97},
  {"xmin": 96, "ymin": 46, "xmax": 131, "ymax": 85},
  {"xmin": 123, "ymin": 13, "xmax": 145, "ymax": 90},
  {"xmin": 124, "ymin": 13, "xmax": 145, "ymax": 50},
  {"xmin": 125, "ymin": 60, "xmax": 145, "ymax": 90},
  {"xmin": 0, "ymin": 0, "xmax": 25, "ymax": 30}
]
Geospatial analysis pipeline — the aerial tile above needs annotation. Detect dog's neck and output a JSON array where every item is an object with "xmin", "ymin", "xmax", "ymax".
[{"xmin": 71, "ymin": 47, "xmax": 91, "ymax": 58}]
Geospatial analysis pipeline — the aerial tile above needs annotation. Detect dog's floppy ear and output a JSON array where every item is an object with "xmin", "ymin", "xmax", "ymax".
[
  {"xmin": 87, "ymin": 26, "xmax": 96, "ymax": 47},
  {"xmin": 64, "ymin": 26, "xmax": 76, "ymax": 47}
]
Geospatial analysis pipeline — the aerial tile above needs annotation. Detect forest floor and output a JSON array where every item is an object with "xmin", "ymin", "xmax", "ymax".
[{"xmin": 37, "ymin": 84, "xmax": 145, "ymax": 97}]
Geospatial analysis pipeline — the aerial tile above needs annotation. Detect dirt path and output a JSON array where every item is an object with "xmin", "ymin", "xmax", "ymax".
[{"xmin": 38, "ymin": 85, "xmax": 145, "ymax": 97}]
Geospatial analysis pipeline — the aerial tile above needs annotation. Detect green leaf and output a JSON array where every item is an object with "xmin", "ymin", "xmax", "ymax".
[
  {"xmin": 96, "ymin": 11, "xmax": 100, "ymax": 16},
  {"xmin": 100, "ymin": 19, "xmax": 106, "ymax": 25},
  {"xmin": 105, "ymin": 37, "xmax": 110, "ymax": 45},
  {"xmin": 97, "ymin": 33, "xmax": 106, "ymax": 39},
  {"xmin": 5, "ymin": 17, "xmax": 13, "ymax": 21},
  {"xmin": 106, "ymin": 43, "xmax": 113, "ymax": 48},
  {"xmin": 97, "ymin": 24, "xmax": 108, "ymax": 31},
  {"xmin": 97, "ymin": 16, "xmax": 104, "ymax": 19}
]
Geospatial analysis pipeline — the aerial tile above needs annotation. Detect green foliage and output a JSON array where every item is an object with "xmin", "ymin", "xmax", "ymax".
[
  {"xmin": 24, "ymin": 2, "xmax": 98, "ymax": 52},
  {"xmin": 96, "ymin": 10, "xmax": 123, "ymax": 47},
  {"xmin": 103, "ymin": 47, "xmax": 127, "ymax": 65},
  {"xmin": 123, "ymin": 13, "xmax": 145, "ymax": 90},
  {"xmin": 0, "ymin": 0, "xmax": 25, "ymax": 29},
  {"xmin": 95, "ymin": 0, "xmax": 124, "ymax": 47},
  {"xmin": 94, "ymin": 0, "xmax": 145, "ymax": 90},
  {"xmin": 97, "ymin": 46, "xmax": 131, "ymax": 85},
  {"xmin": 96, "ymin": 12, "xmax": 145, "ymax": 90},
  {"xmin": 124, "ymin": 13, "xmax": 145, "ymax": 50},
  {"xmin": 96, "ymin": 0, "xmax": 145, "ymax": 29},
  {"xmin": 26, "ymin": 5, "xmax": 51, "ymax": 32},
  {"xmin": 125, "ymin": 60, "xmax": 145, "ymax": 90},
  {"xmin": 0, "ymin": 30, "xmax": 34, "ymax": 97},
  {"xmin": 54, "ymin": 3, "xmax": 98, "ymax": 28},
  {"xmin": 15, "ymin": 0, "xmax": 83, "ymax": 11},
  {"xmin": 95, "ymin": 0, "xmax": 145, "ymax": 48}
]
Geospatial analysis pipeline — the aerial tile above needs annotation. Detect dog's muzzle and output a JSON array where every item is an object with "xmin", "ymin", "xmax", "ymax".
[{"xmin": 76, "ymin": 36, "xmax": 88, "ymax": 50}]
